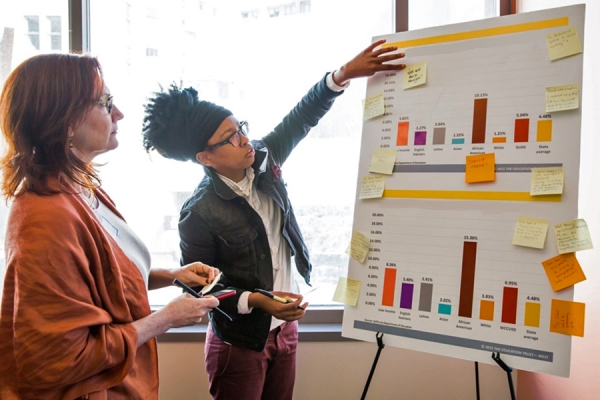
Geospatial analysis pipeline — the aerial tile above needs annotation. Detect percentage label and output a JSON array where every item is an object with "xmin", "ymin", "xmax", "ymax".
[
  {"xmin": 464, "ymin": 235, "xmax": 478, "ymax": 240},
  {"xmin": 505, "ymin": 281, "xmax": 518, "ymax": 286},
  {"xmin": 371, "ymin": 221, "xmax": 383, "ymax": 226},
  {"xmin": 369, "ymin": 266, "xmax": 379, "ymax": 270},
  {"xmin": 527, "ymin": 296, "xmax": 540, "ymax": 301},
  {"xmin": 422, "ymin": 277, "xmax": 433, "ymax": 282},
  {"xmin": 371, "ymin": 230, "xmax": 382, "ymax": 235},
  {"xmin": 453, "ymin": 133, "xmax": 464, "ymax": 137},
  {"xmin": 435, "ymin": 122, "xmax": 445, "ymax": 127},
  {"xmin": 475, "ymin": 93, "xmax": 488, "ymax": 98},
  {"xmin": 440, "ymin": 298, "xmax": 451, "ymax": 303},
  {"xmin": 384, "ymin": 88, "xmax": 395, "ymax": 93},
  {"xmin": 382, "ymin": 120, "xmax": 393, "ymax": 124},
  {"xmin": 416, "ymin": 126, "xmax": 426, "ymax": 130},
  {"xmin": 494, "ymin": 131, "xmax": 506, "ymax": 136},
  {"xmin": 366, "ymin": 292, "xmax": 377, "ymax": 297},
  {"xmin": 368, "ymin": 275, "xmax": 379, "ymax": 279},
  {"xmin": 365, "ymin": 301, "xmax": 376, "ymax": 306},
  {"xmin": 368, "ymin": 256, "xmax": 379, "ymax": 261},
  {"xmin": 516, "ymin": 113, "xmax": 529, "ymax": 118},
  {"xmin": 372, "ymin": 213, "xmax": 384, "ymax": 217},
  {"xmin": 367, "ymin": 283, "xmax": 378, "ymax": 288},
  {"xmin": 399, "ymin": 116, "xmax": 409, "ymax": 121},
  {"xmin": 386, "ymin": 262, "xmax": 396, "ymax": 267},
  {"xmin": 403, "ymin": 278, "xmax": 414, "ymax": 282},
  {"xmin": 482, "ymin": 294, "xmax": 494, "ymax": 299},
  {"xmin": 539, "ymin": 114, "xmax": 551, "ymax": 119}
]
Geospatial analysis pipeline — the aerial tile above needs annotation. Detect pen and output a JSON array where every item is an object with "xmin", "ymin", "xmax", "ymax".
[
  {"xmin": 254, "ymin": 288, "xmax": 305, "ymax": 310},
  {"xmin": 173, "ymin": 279, "xmax": 233, "ymax": 321}
]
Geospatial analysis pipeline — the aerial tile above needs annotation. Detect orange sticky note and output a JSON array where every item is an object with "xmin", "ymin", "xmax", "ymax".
[
  {"xmin": 465, "ymin": 153, "xmax": 495, "ymax": 183},
  {"xmin": 542, "ymin": 253, "xmax": 586, "ymax": 292},
  {"xmin": 550, "ymin": 299, "xmax": 585, "ymax": 337}
]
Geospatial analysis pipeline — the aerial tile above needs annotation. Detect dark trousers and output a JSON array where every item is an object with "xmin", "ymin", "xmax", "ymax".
[{"xmin": 205, "ymin": 321, "xmax": 298, "ymax": 400}]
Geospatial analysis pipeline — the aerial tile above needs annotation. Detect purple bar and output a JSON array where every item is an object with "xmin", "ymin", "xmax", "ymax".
[
  {"xmin": 400, "ymin": 282, "xmax": 414, "ymax": 309},
  {"xmin": 414, "ymin": 131, "xmax": 427, "ymax": 145}
]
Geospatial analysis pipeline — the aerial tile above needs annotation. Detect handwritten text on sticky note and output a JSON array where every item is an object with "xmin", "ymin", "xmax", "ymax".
[
  {"xmin": 363, "ymin": 93, "xmax": 385, "ymax": 120},
  {"xmin": 530, "ymin": 167, "xmax": 564, "ymax": 196},
  {"xmin": 369, "ymin": 148, "xmax": 397, "ymax": 175},
  {"xmin": 349, "ymin": 230, "xmax": 370, "ymax": 263},
  {"xmin": 512, "ymin": 216, "xmax": 549, "ymax": 249},
  {"xmin": 465, "ymin": 153, "xmax": 495, "ymax": 183},
  {"xmin": 546, "ymin": 26, "xmax": 583, "ymax": 61},
  {"xmin": 554, "ymin": 219, "xmax": 593, "ymax": 254},
  {"xmin": 542, "ymin": 253, "xmax": 586, "ymax": 292},
  {"xmin": 359, "ymin": 174, "xmax": 385, "ymax": 199},
  {"xmin": 550, "ymin": 299, "xmax": 585, "ymax": 337},
  {"xmin": 332, "ymin": 277, "xmax": 361, "ymax": 306},
  {"xmin": 403, "ymin": 62, "xmax": 427, "ymax": 89},
  {"xmin": 546, "ymin": 84, "xmax": 579, "ymax": 113}
]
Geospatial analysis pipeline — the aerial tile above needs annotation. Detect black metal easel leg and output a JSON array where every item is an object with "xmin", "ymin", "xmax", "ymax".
[
  {"xmin": 475, "ymin": 361, "xmax": 480, "ymax": 400},
  {"xmin": 491, "ymin": 352, "xmax": 516, "ymax": 400},
  {"xmin": 361, "ymin": 332, "xmax": 385, "ymax": 400}
]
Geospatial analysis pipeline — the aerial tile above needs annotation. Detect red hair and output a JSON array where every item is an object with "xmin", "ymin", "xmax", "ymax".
[{"xmin": 0, "ymin": 53, "xmax": 105, "ymax": 199}]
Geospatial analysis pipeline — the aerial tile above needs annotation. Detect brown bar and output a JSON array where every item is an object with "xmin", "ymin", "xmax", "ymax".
[
  {"xmin": 472, "ymin": 98, "xmax": 488, "ymax": 144},
  {"xmin": 458, "ymin": 241, "xmax": 477, "ymax": 318}
]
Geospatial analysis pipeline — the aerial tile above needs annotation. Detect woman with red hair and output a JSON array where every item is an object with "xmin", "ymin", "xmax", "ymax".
[{"xmin": 0, "ymin": 53, "xmax": 219, "ymax": 399}]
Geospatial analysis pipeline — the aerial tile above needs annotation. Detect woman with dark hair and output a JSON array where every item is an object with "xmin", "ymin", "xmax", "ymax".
[{"xmin": 0, "ymin": 53, "xmax": 219, "ymax": 400}]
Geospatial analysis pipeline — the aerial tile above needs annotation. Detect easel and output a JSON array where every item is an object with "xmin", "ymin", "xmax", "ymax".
[{"xmin": 361, "ymin": 333, "xmax": 517, "ymax": 400}]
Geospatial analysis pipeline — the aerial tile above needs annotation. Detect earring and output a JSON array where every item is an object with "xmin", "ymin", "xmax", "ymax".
[{"xmin": 69, "ymin": 137, "xmax": 74, "ymax": 148}]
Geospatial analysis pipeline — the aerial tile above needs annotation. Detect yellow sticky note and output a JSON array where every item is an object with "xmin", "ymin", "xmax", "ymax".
[
  {"xmin": 550, "ymin": 299, "xmax": 585, "ymax": 337},
  {"xmin": 542, "ymin": 253, "xmax": 586, "ymax": 292},
  {"xmin": 465, "ymin": 153, "xmax": 495, "ymax": 183},
  {"xmin": 349, "ymin": 230, "xmax": 370, "ymax": 263},
  {"xmin": 363, "ymin": 93, "xmax": 385, "ymax": 120},
  {"xmin": 359, "ymin": 174, "xmax": 386, "ymax": 199},
  {"xmin": 403, "ymin": 61, "xmax": 427, "ymax": 89},
  {"xmin": 546, "ymin": 26, "xmax": 583, "ymax": 61},
  {"xmin": 553, "ymin": 219, "xmax": 593, "ymax": 254},
  {"xmin": 512, "ymin": 216, "xmax": 549, "ymax": 249},
  {"xmin": 546, "ymin": 84, "xmax": 579, "ymax": 113},
  {"xmin": 369, "ymin": 148, "xmax": 397, "ymax": 175},
  {"xmin": 530, "ymin": 167, "xmax": 564, "ymax": 196},
  {"xmin": 332, "ymin": 277, "xmax": 361, "ymax": 306}
]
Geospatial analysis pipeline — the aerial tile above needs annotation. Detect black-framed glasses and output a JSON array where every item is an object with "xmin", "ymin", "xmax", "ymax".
[
  {"xmin": 96, "ymin": 94, "xmax": 114, "ymax": 114},
  {"xmin": 205, "ymin": 121, "xmax": 249, "ymax": 151}
]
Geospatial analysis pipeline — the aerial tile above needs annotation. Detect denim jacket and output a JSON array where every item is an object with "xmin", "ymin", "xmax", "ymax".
[{"xmin": 178, "ymin": 73, "xmax": 344, "ymax": 351}]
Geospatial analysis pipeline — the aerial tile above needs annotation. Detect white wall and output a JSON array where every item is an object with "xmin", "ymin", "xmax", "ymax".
[
  {"xmin": 158, "ymin": 340, "xmax": 514, "ymax": 400},
  {"xmin": 515, "ymin": 1, "xmax": 600, "ymax": 399}
]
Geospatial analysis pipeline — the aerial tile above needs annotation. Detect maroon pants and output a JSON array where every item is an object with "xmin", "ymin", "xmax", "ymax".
[{"xmin": 204, "ymin": 321, "xmax": 298, "ymax": 400}]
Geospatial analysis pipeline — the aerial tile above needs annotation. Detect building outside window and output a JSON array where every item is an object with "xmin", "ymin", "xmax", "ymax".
[{"xmin": 24, "ymin": 15, "xmax": 40, "ymax": 50}]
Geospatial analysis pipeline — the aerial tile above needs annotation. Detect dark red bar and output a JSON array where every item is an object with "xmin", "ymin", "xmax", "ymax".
[
  {"xmin": 514, "ymin": 119, "xmax": 529, "ymax": 142},
  {"xmin": 501, "ymin": 287, "xmax": 518, "ymax": 324},
  {"xmin": 458, "ymin": 241, "xmax": 477, "ymax": 318}
]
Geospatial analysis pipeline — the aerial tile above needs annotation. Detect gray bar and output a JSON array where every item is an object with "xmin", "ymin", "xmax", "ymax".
[
  {"xmin": 433, "ymin": 127, "xmax": 446, "ymax": 145},
  {"xmin": 418, "ymin": 282, "xmax": 433, "ymax": 312},
  {"xmin": 393, "ymin": 163, "xmax": 563, "ymax": 173},
  {"xmin": 354, "ymin": 320, "xmax": 553, "ymax": 362}
]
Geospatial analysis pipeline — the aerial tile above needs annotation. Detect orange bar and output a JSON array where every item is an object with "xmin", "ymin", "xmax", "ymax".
[
  {"xmin": 382, "ymin": 268, "xmax": 397, "ymax": 307},
  {"xmin": 492, "ymin": 137, "xmax": 506, "ymax": 143},
  {"xmin": 397, "ymin": 121, "xmax": 409, "ymax": 146},
  {"xmin": 537, "ymin": 120, "xmax": 552, "ymax": 142},
  {"xmin": 524, "ymin": 302, "xmax": 541, "ymax": 328},
  {"xmin": 480, "ymin": 299, "xmax": 494, "ymax": 321}
]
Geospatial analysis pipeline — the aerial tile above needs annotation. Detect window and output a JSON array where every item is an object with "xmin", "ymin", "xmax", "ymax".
[
  {"xmin": 47, "ymin": 16, "xmax": 61, "ymax": 51},
  {"xmin": 24, "ymin": 16, "xmax": 40, "ymax": 50}
]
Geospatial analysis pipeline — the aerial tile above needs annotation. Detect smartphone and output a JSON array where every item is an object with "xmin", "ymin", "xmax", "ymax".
[{"xmin": 208, "ymin": 289, "xmax": 236, "ymax": 300}]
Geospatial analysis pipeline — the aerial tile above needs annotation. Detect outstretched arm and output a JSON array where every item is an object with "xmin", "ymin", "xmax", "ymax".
[{"xmin": 332, "ymin": 39, "xmax": 406, "ymax": 86}]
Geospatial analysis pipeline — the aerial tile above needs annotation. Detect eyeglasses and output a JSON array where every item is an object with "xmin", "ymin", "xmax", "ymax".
[
  {"xmin": 205, "ymin": 121, "xmax": 249, "ymax": 151},
  {"xmin": 96, "ymin": 94, "xmax": 114, "ymax": 114}
]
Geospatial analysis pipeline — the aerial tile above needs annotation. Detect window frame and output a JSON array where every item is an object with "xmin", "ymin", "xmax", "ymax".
[{"xmin": 68, "ymin": 0, "xmax": 514, "ymax": 339}]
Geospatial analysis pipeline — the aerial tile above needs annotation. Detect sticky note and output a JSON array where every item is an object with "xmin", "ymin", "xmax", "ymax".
[
  {"xmin": 359, "ymin": 174, "xmax": 386, "ymax": 199},
  {"xmin": 332, "ymin": 277, "xmax": 361, "ymax": 306},
  {"xmin": 550, "ymin": 299, "xmax": 585, "ymax": 337},
  {"xmin": 530, "ymin": 167, "xmax": 564, "ymax": 196},
  {"xmin": 546, "ymin": 84, "xmax": 579, "ymax": 113},
  {"xmin": 465, "ymin": 153, "xmax": 495, "ymax": 183},
  {"xmin": 403, "ymin": 61, "xmax": 427, "ymax": 89},
  {"xmin": 542, "ymin": 253, "xmax": 586, "ymax": 292},
  {"xmin": 363, "ymin": 93, "xmax": 385, "ymax": 120},
  {"xmin": 546, "ymin": 26, "xmax": 583, "ymax": 61},
  {"xmin": 349, "ymin": 230, "xmax": 370, "ymax": 263},
  {"xmin": 553, "ymin": 219, "xmax": 593, "ymax": 254},
  {"xmin": 369, "ymin": 148, "xmax": 397, "ymax": 175},
  {"xmin": 512, "ymin": 216, "xmax": 549, "ymax": 249}
]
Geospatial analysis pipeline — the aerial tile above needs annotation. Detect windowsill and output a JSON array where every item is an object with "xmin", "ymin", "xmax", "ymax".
[{"xmin": 157, "ymin": 305, "xmax": 356, "ymax": 343}]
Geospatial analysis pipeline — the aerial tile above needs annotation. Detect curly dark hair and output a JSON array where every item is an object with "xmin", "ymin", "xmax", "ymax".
[{"xmin": 142, "ymin": 83, "xmax": 232, "ymax": 163}]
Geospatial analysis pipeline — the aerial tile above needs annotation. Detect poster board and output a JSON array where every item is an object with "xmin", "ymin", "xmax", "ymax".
[{"xmin": 341, "ymin": 4, "xmax": 585, "ymax": 377}]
